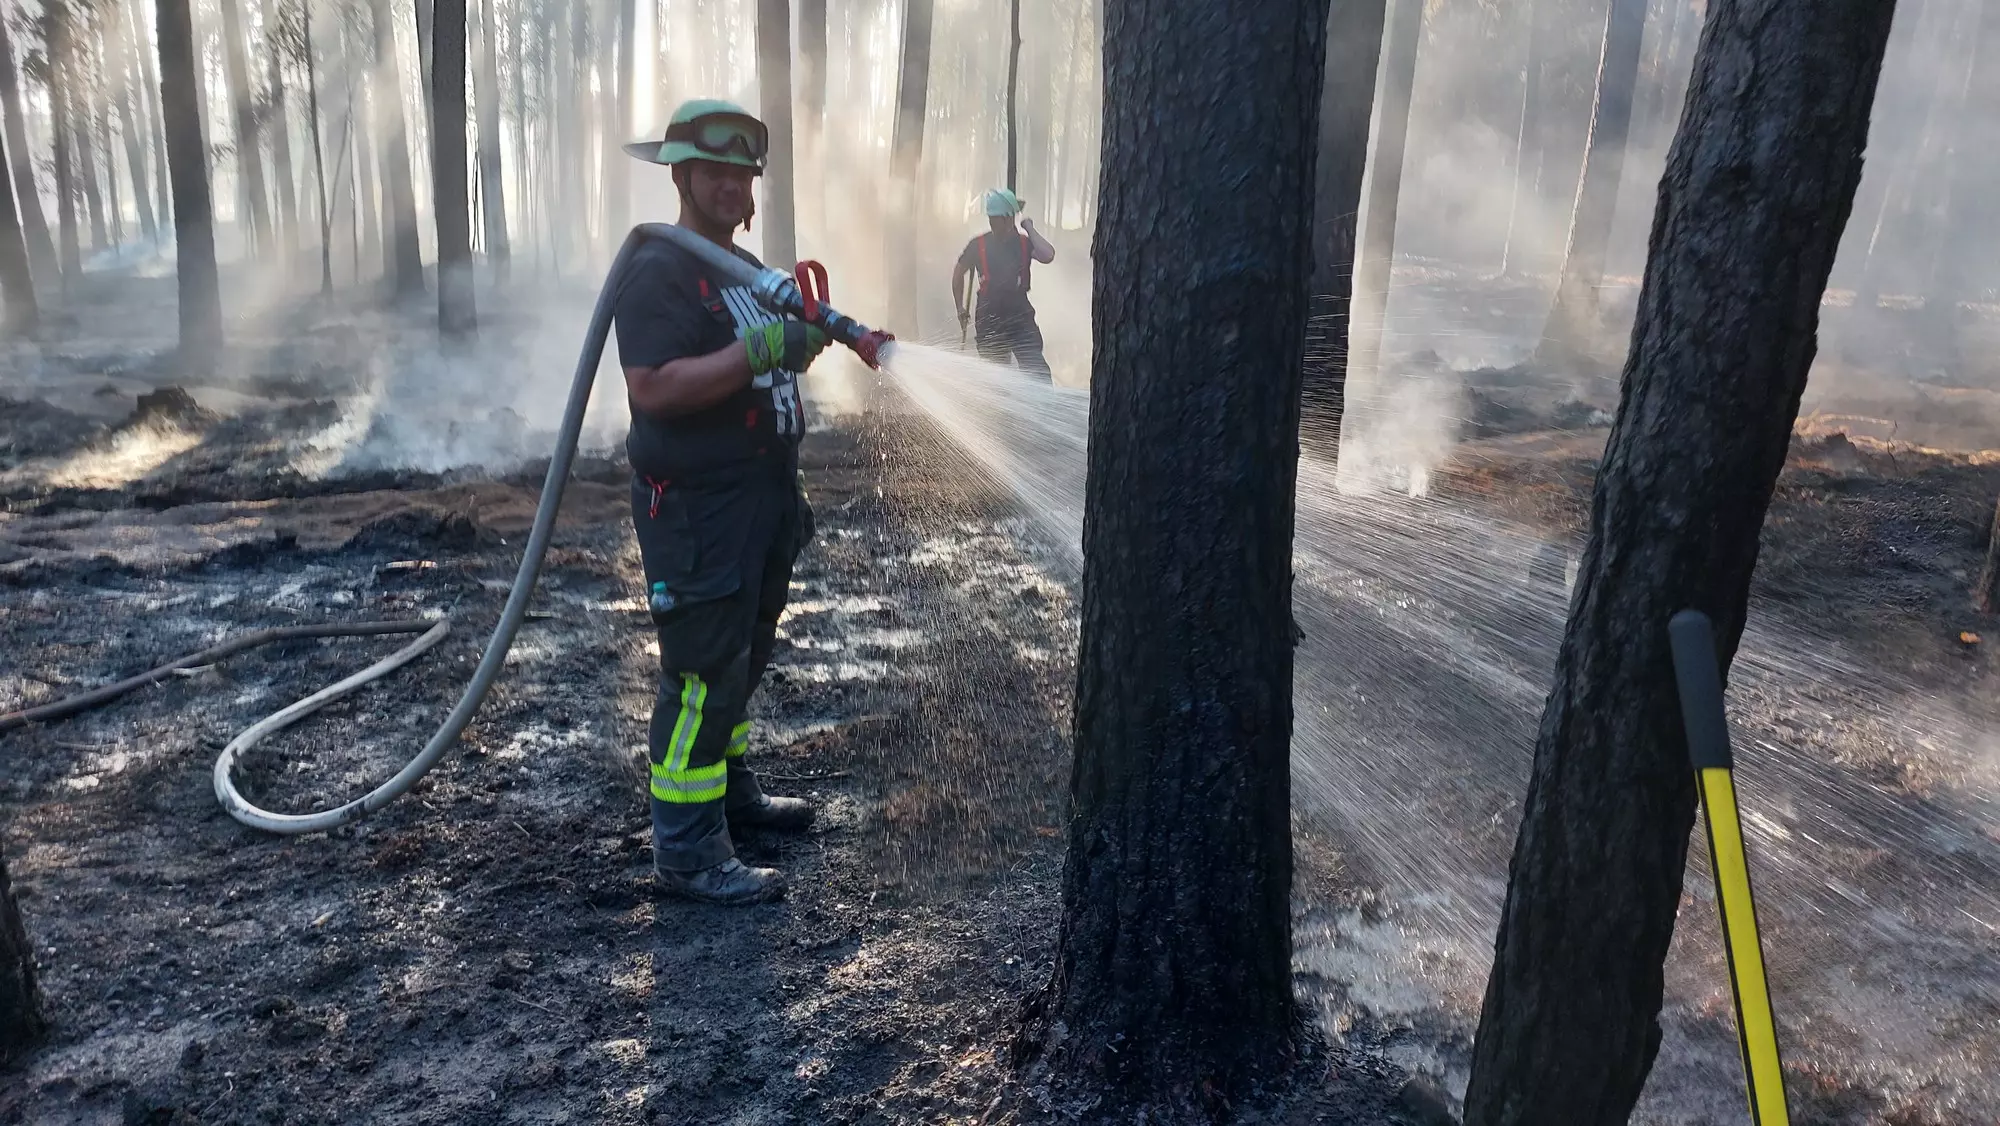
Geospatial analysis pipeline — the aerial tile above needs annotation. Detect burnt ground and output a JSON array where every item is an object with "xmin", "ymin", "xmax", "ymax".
[{"xmin": 0, "ymin": 371, "xmax": 1411, "ymax": 1125}]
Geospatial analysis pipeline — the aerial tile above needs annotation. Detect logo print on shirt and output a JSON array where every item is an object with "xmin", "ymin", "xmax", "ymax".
[{"xmin": 720, "ymin": 286, "xmax": 804, "ymax": 437}]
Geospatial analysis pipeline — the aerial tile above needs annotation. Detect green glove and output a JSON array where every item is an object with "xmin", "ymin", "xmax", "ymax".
[{"xmin": 745, "ymin": 322, "xmax": 830, "ymax": 376}]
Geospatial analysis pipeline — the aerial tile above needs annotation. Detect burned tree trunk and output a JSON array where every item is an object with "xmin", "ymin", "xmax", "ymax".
[
  {"xmin": 304, "ymin": 0, "xmax": 332, "ymax": 293},
  {"xmin": 126, "ymin": 0, "xmax": 173, "ymax": 228},
  {"xmin": 0, "ymin": 14, "xmax": 57, "ymax": 284},
  {"xmin": 0, "ymin": 113, "xmax": 39, "ymax": 329},
  {"xmin": 220, "ymin": 0, "xmax": 272, "ymax": 255},
  {"xmin": 1534, "ymin": 0, "xmax": 1649, "ymax": 374},
  {"xmin": 756, "ymin": 0, "xmax": 795, "ymax": 268},
  {"xmin": 370, "ymin": 0, "xmax": 423, "ymax": 295},
  {"xmin": 0, "ymin": 842, "xmax": 45, "ymax": 1065},
  {"xmin": 1031, "ymin": 0, "xmax": 1328, "ymax": 1114},
  {"xmin": 431, "ymin": 0, "xmax": 472, "ymax": 335},
  {"xmin": 157, "ymin": 0, "xmax": 225, "ymax": 365},
  {"xmin": 1462, "ymin": 0, "xmax": 1898, "ymax": 1121},
  {"xmin": 886, "ymin": 0, "xmax": 932, "ymax": 332},
  {"xmin": 473, "ymin": 0, "xmax": 507, "ymax": 279},
  {"xmin": 1302, "ymin": 0, "xmax": 1391, "ymax": 452},
  {"xmin": 46, "ymin": 3, "xmax": 83, "ymax": 281},
  {"xmin": 263, "ymin": 0, "xmax": 300, "ymax": 255},
  {"xmin": 1005, "ymin": 0, "xmax": 1020, "ymax": 191},
  {"xmin": 109, "ymin": 7, "xmax": 158, "ymax": 243},
  {"xmin": 1346, "ymin": 0, "xmax": 1423, "ymax": 389}
]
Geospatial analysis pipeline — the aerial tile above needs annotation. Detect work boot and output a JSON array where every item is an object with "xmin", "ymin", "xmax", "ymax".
[
  {"xmin": 729, "ymin": 793, "xmax": 816, "ymax": 833},
  {"xmin": 656, "ymin": 857, "xmax": 787, "ymax": 905}
]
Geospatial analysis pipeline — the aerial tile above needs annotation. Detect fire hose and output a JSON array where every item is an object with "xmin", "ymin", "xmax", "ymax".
[{"xmin": 0, "ymin": 224, "xmax": 893, "ymax": 836}]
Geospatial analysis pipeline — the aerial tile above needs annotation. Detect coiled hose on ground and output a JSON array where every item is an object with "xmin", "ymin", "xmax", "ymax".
[{"xmin": 4, "ymin": 224, "xmax": 891, "ymax": 836}]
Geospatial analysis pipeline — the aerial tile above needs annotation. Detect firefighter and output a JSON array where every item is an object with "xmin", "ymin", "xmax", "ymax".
[
  {"xmin": 613, "ymin": 99, "xmax": 827, "ymax": 905},
  {"xmin": 952, "ymin": 188, "xmax": 1056, "ymax": 381}
]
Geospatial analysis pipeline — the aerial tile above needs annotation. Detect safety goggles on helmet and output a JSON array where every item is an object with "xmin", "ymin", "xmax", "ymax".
[{"xmin": 663, "ymin": 113, "xmax": 769, "ymax": 164}]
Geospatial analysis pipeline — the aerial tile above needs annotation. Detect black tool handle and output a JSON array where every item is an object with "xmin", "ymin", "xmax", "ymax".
[{"xmin": 1668, "ymin": 609, "xmax": 1735, "ymax": 771}]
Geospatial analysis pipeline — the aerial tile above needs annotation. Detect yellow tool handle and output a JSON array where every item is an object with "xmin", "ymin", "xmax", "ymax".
[{"xmin": 1670, "ymin": 610, "xmax": 1791, "ymax": 1126}]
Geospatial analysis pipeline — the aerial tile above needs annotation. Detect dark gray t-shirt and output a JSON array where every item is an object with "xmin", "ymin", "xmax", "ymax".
[{"xmin": 613, "ymin": 239, "xmax": 805, "ymax": 482}]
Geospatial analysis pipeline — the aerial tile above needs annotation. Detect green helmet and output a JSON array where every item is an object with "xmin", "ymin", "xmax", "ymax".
[
  {"xmin": 623, "ymin": 98, "xmax": 768, "ymax": 171},
  {"xmin": 983, "ymin": 188, "xmax": 1024, "ymax": 217}
]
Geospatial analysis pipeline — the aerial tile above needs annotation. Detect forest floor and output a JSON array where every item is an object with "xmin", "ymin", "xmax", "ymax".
[{"xmin": 2, "ymin": 270, "xmax": 1998, "ymax": 1124}]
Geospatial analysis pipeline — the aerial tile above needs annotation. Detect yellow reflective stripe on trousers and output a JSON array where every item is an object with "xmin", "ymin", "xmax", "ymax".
[
  {"xmin": 651, "ymin": 759, "xmax": 727, "ymax": 804},
  {"xmin": 665, "ymin": 674, "xmax": 707, "ymax": 772},
  {"xmin": 725, "ymin": 720, "xmax": 751, "ymax": 759}
]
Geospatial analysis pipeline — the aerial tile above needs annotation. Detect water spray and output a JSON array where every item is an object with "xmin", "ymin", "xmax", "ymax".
[{"xmin": 2, "ymin": 224, "xmax": 893, "ymax": 835}]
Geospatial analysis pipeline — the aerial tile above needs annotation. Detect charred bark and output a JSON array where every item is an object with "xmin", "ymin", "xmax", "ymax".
[
  {"xmin": 1346, "ymin": 0, "xmax": 1422, "ymax": 391},
  {"xmin": 431, "ymin": 0, "xmax": 472, "ymax": 335},
  {"xmin": 304, "ymin": 0, "xmax": 332, "ymax": 292},
  {"xmin": 0, "ymin": 14, "xmax": 57, "ymax": 283},
  {"xmin": 1462, "ymin": 0, "xmax": 1897, "ymax": 1121},
  {"xmin": 157, "ymin": 0, "xmax": 225, "ymax": 365},
  {"xmin": 108, "ymin": 4, "xmax": 158, "ymax": 243},
  {"xmin": 0, "ymin": 842, "xmax": 45, "ymax": 1066},
  {"xmin": 756, "ymin": 0, "xmax": 795, "ymax": 268},
  {"xmin": 1535, "ymin": 0, "xmax": 1649, "ymax": 375},
  {"xmin": 1302, "ymin": 0, "xmax": 1391, "ymax": 453},
  {"xmin": 126, "ymin": 0, "xmax": 172, "ymax": 227},
  {"xmin": 887, "ymin": 0, "xmax": 932, "ymax": 333},
  {"xmin": 0, "ymin": 111, "xmax": 38, "ymax": 328},
  {"xmin": 46, "ymin": 2, "xmax": 83, "ymax": 281},
  {"xmin": 263, "ymin": 0, "xmax": 300, "ymax": 254},
  {"xmin": 1005, "ymin": 0, "xmax": 1020, "ymax": 191},
  {"xmin": 473, "ymin": 0, "xmax": 508, "ymax": 278},
  {"xmin": 1030, "ymin": 0, "xmax": 1328, "ymax": 1115},
  {"xmin": 370, "ymin": 0, "xmax": 423, "ymax": 294},
  {"xmin": 221, "ymin": 0, "xmax": 273, "ymax": 255}
]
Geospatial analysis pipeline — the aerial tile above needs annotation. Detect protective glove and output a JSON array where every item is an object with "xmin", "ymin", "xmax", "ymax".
[{"xmin": 745, "ymin": 322, "xmax": 830, "ymax": 376}]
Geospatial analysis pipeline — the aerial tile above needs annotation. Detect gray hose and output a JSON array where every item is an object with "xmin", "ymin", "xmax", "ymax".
[{"xmin": 212, "ymin": 229, "xmax": 647, "ymax": 834}]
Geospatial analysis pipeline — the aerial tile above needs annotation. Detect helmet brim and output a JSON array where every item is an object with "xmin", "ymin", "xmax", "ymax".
[{"xmin": 624, "ymin": 140, "xmax": 764, "ymax": 172}]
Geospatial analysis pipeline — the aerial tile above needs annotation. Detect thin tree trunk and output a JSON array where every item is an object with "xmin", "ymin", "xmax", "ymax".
[
  {"xmin": 1302, "ymin": 0, "xmax": 1391, "ymax": 451},
  {"xmin": 431, "ymin": 0, "xmax": 471, "ymax": 334},
  {"xmin": 1462, "ymin": 1, "xmax": 1897, "ymax": 1121},
  {"xmin": 157, "ymin": 0, "xmax": 225, "ymax": 365},
  {"xmin": 413, "ymin": 0, "xmax": 434, "ymax": 137},
  {"xmin": 354, "ymin": 49, "xmax": 381, "ymax": 277},
  {"xmin": 887, "ymin": 0, "xmax": 933, "ymax": 332},
  {"xmin": 1348, "ymin": 0, "xmax": 1423, "ymax": 387},
  {"xmin": 110, "ymin": 5, "xmax": 158, "ymax": 243},
  {"xmin": 473, "ymin": 0, "xmax": 507, "ymax": 278},
  {"xmin": 0, "ymin": 108, "xmax": 40, "ymax": 329},
  {"xmin": 0, "ymin": 14, "xmax": 57, "ymax": 283},
  {"xmin": 47, "ymin": 3, "xmax": 84, "ymax": 282},
  {"xmin": 75, "ymin": 78, "xmax": 109, "ymax": 254},
  {"xmin": 605, "ymin": 0, "xmax": 632, "ymax": 240},
  {"xmin": 370, "ymin": 0, "xmax": 422, "ymax": 294},
  {"xmin": 220, "ymin": 0, "xmax": 272, "ymax": 255},
  {"xmin": 263, "ymin": 0, "xmax": 300, "ymax": 255},
  {"xmin": 1534, "ymin": 0, "xmax": 1651, "ymax": 373},
  {"xmin": 798, "ymin": 0, "xmax": 825, "ymax": 230},
  {"xmin": 304, "ymin": 0, "xmax": 332, "ymax": 292},
  {"xmin": 756, "ymin": 0, "xmax": 795, "ymax": 268},
  {"xmin": 0, "ymin": 843, "xmax": 45, "ymax": 1066},
  {"xmin": 1499, "ymin": 0, "xmax": 1545, "ymax": 278},
  {"xmin": 99, "ymin": 83, "xmax": 121, "ymax": 248},
  {"xmin": 126, "ymin": 0, "xmax": 172, "ymax": 227},
  {"xmin": 1035, "ymin": 0, "xmax": 1328, "ymax": 1106},
  {"xmin": 1004, "ymin": 0, "xmax": 1019, "ymax": 191}
]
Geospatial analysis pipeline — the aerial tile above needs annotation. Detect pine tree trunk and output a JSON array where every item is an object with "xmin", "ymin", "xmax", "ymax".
[
  {"xmin": 1347, "ymin": 0, "xmax": 1422, "ymax": 387},
  {"xmin": 473, "ymin": 0, "xmax": 508, "ymax": 278},
  {"xmin": 263, "ymin": 0, "xmax": 300, "ymax": 255},
  {"xmin": 1030, "ymin": 0, "xmax": 1328, "ymax": 1113},
  {"xmin": 76, "ymin": 90, "xmax": 109, "ymax": 254},
  {"xmin": 606, "ymin": 0, "xmax": 633, "ymax": 238},
  {"xmin": 47, "ymin": 2, "xmax": 84, "ymax": 282},
  {"xmin": 756, "ymin": 0, "xmax": 796, "ymax": 268},
  {"xmin": 413, "ymin": 0, "xmax": 434, "ymax": 137},
  {"xmin": 0, "ymin": 109, "xmax": 40, "ymax": 329},
  {"xmin": 431, "ymin": 0, "xmax": 472, "ymax": 334},
  {"xmin": 354, "ymin": 54, "xmax": 382, "ymax": 277},
  {"xmin": 1462, "ymin": 1, "xmax": 1897, "ymax": 1121},
  {"xmin": 798, "ymin": 0, "xmax": 826, "ymax": 228},
  {"xmin": 0, "ymin": 842, "xmax": 45, "ymax": 1066},
  {"xmin": 157, "ymin": 0, "xmax": 225, "ymax": 364},
  {"xmin": 220, "ymin": 0, "xmax": 272, "ymax": 256},
  {"xmin": 887, "ymin": 0, "xmax": 933, "ymax": 332},
  {"xmin": 1004, "ymin": 0, "xmax": 1020, "ymax": 191},
  {"xmin": 0, "ymin": 15, "xmax": 58, "ymax": 283},
  {"xmin": 126, "ymin": 0, "xmax": 173, "ymax": 228},
  {"xmin": 304, "ymin": 0, "xmax": 332, "ymax": 293},
  {"xmin": 370, "ymin": 0, "xmax": 423, "ymax": 294},
  {"xmin": 1302, "ymin": 0, "xmax": 1390, "ymax": 451},
  {"xmin": 1535, "ymin": 0, "xmax": 1651, "ymax": 373},
  {"xmin": 1499, "ymin": 0, "xmax": 1546, "ymax": 278},
  {"xmin": 110, "ymin": 7, "xmax": 158, "ymax": 243},
  {"xmin": 99, "ymin": 85, "xmax": 122, "ymax": 248}
]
